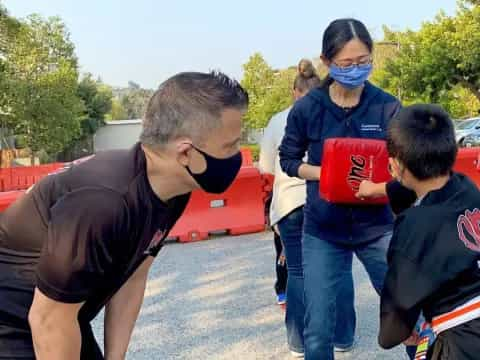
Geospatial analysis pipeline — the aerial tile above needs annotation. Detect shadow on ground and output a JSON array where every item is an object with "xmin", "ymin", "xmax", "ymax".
[{"xmin": 93, "ymin": 231, "xmax": 405, "ymax": 360}]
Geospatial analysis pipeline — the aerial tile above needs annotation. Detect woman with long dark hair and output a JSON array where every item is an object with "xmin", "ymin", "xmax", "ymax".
[
  {"xmin": 280, "ymin": 18, "xmax": 401, "ymax": 359},
  {"xmin": 261, "ymin": 59, "xmax": 356, "ymax": 358}
]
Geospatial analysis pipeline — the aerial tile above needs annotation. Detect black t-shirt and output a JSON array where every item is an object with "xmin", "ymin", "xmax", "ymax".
[
  {"xmin": 379, "ymin": 173, "xmax": 480, "ymax": 349},
  {"xmin": 0, "ymin": 143, "xmax": 189, "ymax": 328}
]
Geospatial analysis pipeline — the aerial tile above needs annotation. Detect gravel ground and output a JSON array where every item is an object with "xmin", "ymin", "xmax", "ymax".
[{"xmin": 92, "ymin": 231, "xmax": 406, "ymax": 359}]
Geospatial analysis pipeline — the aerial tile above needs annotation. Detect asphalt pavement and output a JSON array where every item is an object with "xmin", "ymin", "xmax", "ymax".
[{"xmin": 92, "ymin": 231, "xmax": 406, "ymax": 359}]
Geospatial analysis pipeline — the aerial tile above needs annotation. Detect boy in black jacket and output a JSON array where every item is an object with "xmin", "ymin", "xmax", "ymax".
[{"xmin": 377, "ymin": 104, "xmax": 480, "ymax": 359}]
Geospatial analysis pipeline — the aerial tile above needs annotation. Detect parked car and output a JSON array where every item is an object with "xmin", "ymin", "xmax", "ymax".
[
  {"xmin": 462, "ymin": 128, "xmax": 480, "ymax": 147},
  {"xmin": 455, "ymin": 117, "xmax": 480, "ymax": 145}
]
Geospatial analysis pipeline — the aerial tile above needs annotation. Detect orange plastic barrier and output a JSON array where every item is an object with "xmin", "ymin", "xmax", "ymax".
[
  {"xmin": 262, "ymin": 173, "xmax": 274, "ymax": 194},
  {"xmin": 0, "ymin": 190, "xmax": 24, "ymax": 212},
  {"xmin": 0, "ymin": 149, "xmax": 478, "ymax": 242},
  {"xmin": 168, "ymin": 166, "xmax": 267, "ymax": 242},
  {"xmin": 240, "ymin": 148, "xmax": 253, "ymax": 166},
  {"xmin": 454, "ymin": 147, "xmax": 480, "ymax": 185},
  {"xmin": 0, "ymin": 163, "xmax": 64, "ymax": 191}
]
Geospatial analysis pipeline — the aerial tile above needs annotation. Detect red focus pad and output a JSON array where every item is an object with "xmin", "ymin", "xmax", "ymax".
[{"xmin": 320, "ymin": 138, "xmax": 392, "ymax": 204}]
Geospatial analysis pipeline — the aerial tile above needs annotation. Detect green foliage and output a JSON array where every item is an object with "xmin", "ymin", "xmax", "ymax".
[
  {"xmin": 438, "ymin": 85, "xmax": 480, "ymax": 119},
  {"xmin": 0, "ymin": 4, "xmax": 20, "ymax": 124},
  {"xmin": 119, "ymin": 82, "xmax": 153, "ymax": 119},
  {"xmin": 0, "ymin": 3, "xmax": 152, "ymax": 162},
  {"xmin": 106, "ymin": 98, "xmax": 128, "ymax": 120},
  {"xmin": 260, "ymin": 68, "xmax": 296, "ymax": 128},
  {"xmin": 375, "ymin": 2, "xmax": 480, "ymax": 116},
  {"xmin": 464, "ymin": 0, "xmax": 480, "ymax": 6},
  {"xmin": 241, "ymin": 53, "xmax": 294, "ymax": 129},
  {"xmin": 77, "ymin": 73, "xmax": 113, "ymax": 133},
  {"xmin": 0, "ymin": 3, "xmax": 20, "ymax": 56},
  {"xmin": 369, "ymin": 41, "xmax": 400, "ymax": 91},
  {"xmin": 0, "ymin": 14, "xmax": 84, "ymax": 163},
  {"xmin": 242, "ymin": 53, "xmax": 275, "ymax": 128}
]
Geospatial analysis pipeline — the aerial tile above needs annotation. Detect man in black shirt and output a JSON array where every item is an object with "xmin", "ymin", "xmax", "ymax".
[{"xmin": 0, "ymin": 71, "xmax": 249, "ymax": 359}]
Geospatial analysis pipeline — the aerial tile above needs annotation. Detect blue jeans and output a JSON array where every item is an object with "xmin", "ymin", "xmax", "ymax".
[
  {"xmin": 302, "ymin": 232, "xmax": 391, "ymax": 360},
  {"xmin": 278, "ymin": 207, "xmax": 356, "ymax": 354}
]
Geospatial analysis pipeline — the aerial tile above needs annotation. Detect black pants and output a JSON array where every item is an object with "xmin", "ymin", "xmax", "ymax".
[
  {"xmin": 427, "ymin": 318, "xmax": 480, "ymax": 360},
  {"xmin": 274, "ymin": 231, "xmax": 288, "ymax": 295}
]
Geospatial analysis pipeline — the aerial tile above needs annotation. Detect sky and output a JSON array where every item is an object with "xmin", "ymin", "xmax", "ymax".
[{"xmin": 4, "ymin": 0, "xmax": 457, "ymax": 89}]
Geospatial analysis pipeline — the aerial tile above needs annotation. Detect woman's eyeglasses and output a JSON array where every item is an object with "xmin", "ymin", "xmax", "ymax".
[{"xmin": 333, "ymin": 55, "xmax": 372, "ymax": 69}]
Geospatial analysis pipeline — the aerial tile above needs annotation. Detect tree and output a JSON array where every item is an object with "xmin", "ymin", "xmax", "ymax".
[
  {"xmin": 369, "ymin": 36, "xmax": 400, "ymax": 93},
  {"xmin": 241, "ymin": 53, "xmax": 275, "ymax": 129},
  {"xmin": 375, "ymin": 2, "xmax": 480, "ymax": 115},
  {"xmin": 438, "ymin": 85, "xmax": 480, "ymax": 119},
  {"xmin": 77, "ymin": 73, "xmax": 113, "ymax": 133},
  {"xmin": 256, "ymin": 68, "xmax": 296, "ymax": 129},
  {"xmin": 120, "ymin": 86, "xmax": 153, "ymax": 119},
  {"xmin": 2, "ymin": 14, "xmax": 84, "ymax": 164},
  {"xmin": 0, "ymin": 3, "xmax": 20, "ymax": 57},
  {"xmin": 241, "ymin": 53, "xmax": 297, "ymax": 129},
  {"xmin": 0, "ymin": 4, "xmax": 20, "ymax": 124},
  {"xmin": 106, "ymin": 98, "xmax": 128, "ymax": 120}
]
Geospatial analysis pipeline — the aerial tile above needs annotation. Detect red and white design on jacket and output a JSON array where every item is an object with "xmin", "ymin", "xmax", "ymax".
[
  {"xmin": 48, "ymin": 154, "xmax": 96, "ymax": 177},
  {"xmin": 457, "ymin": 208, "xmax": 480, "ymax": 252},
  {"xmin": 71, "ymin": 154, "xmax": 95, "ymax": 165},
  {"xmin": 148, "ymin": 229, "xmax": 165, "ymax": 251}
]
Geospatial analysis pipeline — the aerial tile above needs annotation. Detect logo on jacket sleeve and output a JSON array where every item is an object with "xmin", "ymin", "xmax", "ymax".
[
  {"xmin": 360, "ymin": 124, "xmax": 382, "ymax": 132},
  {"xmin": 457, "ymin": 208, "xmax": 480, "ymax": 252},
  {"xmin": 145, "ymin": 229, "xmax": 166, "ymax": 254}
]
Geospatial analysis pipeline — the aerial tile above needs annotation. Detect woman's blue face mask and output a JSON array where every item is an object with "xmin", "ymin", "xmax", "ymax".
[{"xmin": 329, "ymin": 63, "xmax": 373, "ymax": 90}]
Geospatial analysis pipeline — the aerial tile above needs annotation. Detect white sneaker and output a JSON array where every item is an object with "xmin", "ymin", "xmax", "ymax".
[
  {"xmin": 334, "ymin": 343, "xmax": 355, "ymax": 352},
  {"xmin": 290, "ymin": 350, "xmax": 305, "ymax": 358}
]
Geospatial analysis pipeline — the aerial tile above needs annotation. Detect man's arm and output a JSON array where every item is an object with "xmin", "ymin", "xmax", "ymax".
[
  {"xmin": 32, "ymin": 190, "xmax": 129, "ymax": 358},
  {"xmin": 29, "ymin": 288, "xmax": 84, "ymax": 360},
  {"xmin": 104, "ymin": 256, "xmax": 154, "ymax": 360}
]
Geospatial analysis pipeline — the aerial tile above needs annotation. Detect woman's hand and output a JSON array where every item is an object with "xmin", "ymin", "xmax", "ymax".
[{"xmin": 355, "ymin": 180, "xmax": 387, "ymax": 199}]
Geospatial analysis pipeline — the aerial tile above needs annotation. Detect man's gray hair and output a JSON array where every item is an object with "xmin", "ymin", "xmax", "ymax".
[{"xmin": 140, "ymin": 71, "xmax": 248, "ymax": 147}]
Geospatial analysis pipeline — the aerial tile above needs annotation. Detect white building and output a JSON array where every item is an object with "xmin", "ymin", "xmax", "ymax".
[
  {"xmin": 93, "ymin": 119, "xmax": 142, "ymax": 152},
  {"xmin": 94, "ymin": 118, "xmax": 264, "ymax": 153}
]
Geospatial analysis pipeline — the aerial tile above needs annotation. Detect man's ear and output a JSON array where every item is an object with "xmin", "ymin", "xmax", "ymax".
[{"xmin": 176, "ymin": 140, "xmax": 192, "ymax": 167}]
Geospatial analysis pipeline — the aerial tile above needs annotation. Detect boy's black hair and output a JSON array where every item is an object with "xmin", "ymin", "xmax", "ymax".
[{"xmin": 387, "ymin": 104, "xmax": 457, "ymax": 180}]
